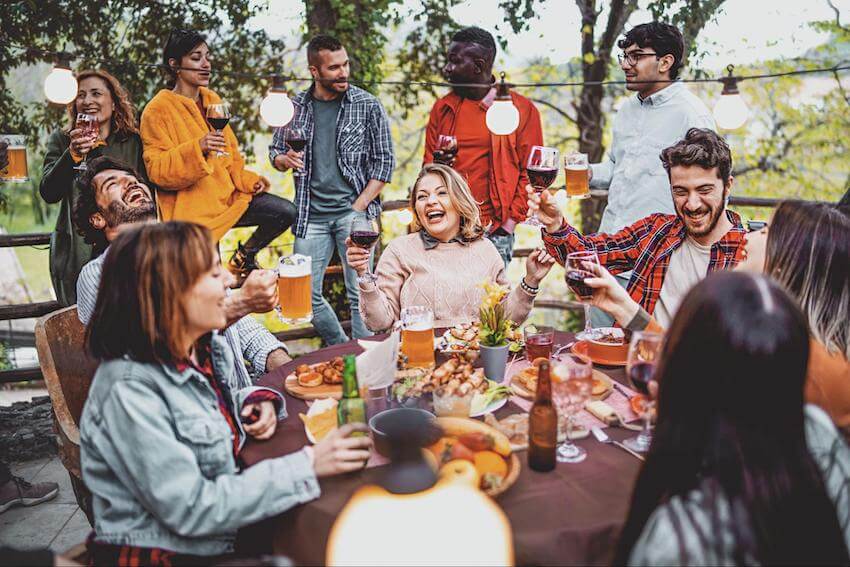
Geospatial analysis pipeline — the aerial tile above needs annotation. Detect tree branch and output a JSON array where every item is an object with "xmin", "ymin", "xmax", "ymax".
[
  {"xmin": 530, "ymin": 97, "xmax": 578, "ymax": 124},
  {"xmin": 826, "ymin": 0, "xmax": 848, "ymax": 32},
  {"xmin": 599, "ymin": 0, "xmax": 638, "ymax": 59}
]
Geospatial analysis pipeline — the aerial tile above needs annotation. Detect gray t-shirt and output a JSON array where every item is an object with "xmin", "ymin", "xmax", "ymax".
[{"xmin": 309, "ymin": 96, "xmax": 356, "ymax": 221}]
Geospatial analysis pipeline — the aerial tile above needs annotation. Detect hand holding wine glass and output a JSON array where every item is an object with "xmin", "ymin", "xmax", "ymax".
[
  {"xmin": 205, "ymin": 102, "xmax": 231, "ymax": 157},
  {"xmin": 433, "ymin": 134, "xmax": 458, "ymax": 166},
  {"xmin": 72, "ymin": 113, "xmax": 99, "ymax": 171},
  {"xmin": 286, "ymin": 126, "xmax": 307, "ymax": 177},
  {"xmin": 566, "ymin": 250, "xmax": 601, "ymax": 341},
  {"xmin": 623, "ymin": 331, "xmax": 663, "ymax": 453},
  {"xmin": 348, "ymin": 216, "xmax": 380, "ymax": 284},
  {"xmin": 524, "ymin": 145, "xmax": 560, "ymax": 226}
]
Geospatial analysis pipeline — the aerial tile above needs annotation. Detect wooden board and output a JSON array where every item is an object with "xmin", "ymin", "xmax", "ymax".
[
  {"xmin": 510, "ymin": 368, "xmax": 613, "ymax": 401},
  {"xmin": 284, "ymin": 372, "xmax": 343, "ymax": 400}
]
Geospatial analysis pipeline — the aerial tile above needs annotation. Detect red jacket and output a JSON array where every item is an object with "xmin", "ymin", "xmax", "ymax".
[{"xmin": 424, "ymin": 88, "xmax": 543, "ymax": 232}]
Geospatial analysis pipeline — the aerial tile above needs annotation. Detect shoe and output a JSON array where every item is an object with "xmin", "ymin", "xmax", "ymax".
[
  {"xmin": 227, "ymin": 242, "xmax": 259, "ymax": 287},
  {"xmin": 0, "ymin": 476, "xmax": 59, "ymax": 514}
]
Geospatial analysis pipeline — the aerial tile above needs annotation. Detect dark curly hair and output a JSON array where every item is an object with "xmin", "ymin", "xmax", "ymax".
[
  {"xmin": 451, "ymin": 26, "xmax": 496, "ymax": 68},
  {"xmin": 618, "ymin": 22, "xmax": 685, "ymax": 80},
  {"xmin": 660, "ymin": 128, "xmax": 733, "ymax": 187},
  {"xmin": 73, "ymin": 156, "xmax": 149, "ymax": 254},
  {"xmin": 307, "ymin": 34, "xmax": 344, "ymax": 67}
]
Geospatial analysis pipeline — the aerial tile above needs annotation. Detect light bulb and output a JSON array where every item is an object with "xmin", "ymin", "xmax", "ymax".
[
  {"xmin": 713, "ymin": 64, "xmax": 749, "ymax": 131},
  {"xmin": 485, "ymin": 71, "xmax": 520, "ymax": 136},
  {"xmin": 398, "ymin": 208, "xmax": 414, "ymax": 225},
  {"xmin": 260, "ymin": 75, "xmax": 295, "ymax": 127},
  {"xmin": 44, "ymin": 59, "xmax": 77, "ymax": 105}
]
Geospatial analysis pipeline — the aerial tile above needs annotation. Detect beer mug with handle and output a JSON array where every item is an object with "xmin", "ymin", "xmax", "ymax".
[
  {"xmin": 277, "ymin": 254, "xmax": 312, "ymax": 325},
  {"xmin": 400, "ymin": 306, "xmax": 435, "ymax": 368},
  {"xmin": 0, "ymin": 135, "xmax": 29, "ymax": 183}
]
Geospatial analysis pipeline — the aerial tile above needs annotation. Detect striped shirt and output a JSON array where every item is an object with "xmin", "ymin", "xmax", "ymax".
[
  {"xmin": 268, "ymin": 84, "xmax": 395, "ymax": 237},
  {"xmin": 76, "ymin": 250, "xmax": 286, "ymax": 389}
]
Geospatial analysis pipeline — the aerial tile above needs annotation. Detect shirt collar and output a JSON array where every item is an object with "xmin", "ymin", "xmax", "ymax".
[
  {"xmin": 637, "ymin": 81, "xmax": 683, "ymax": 107},
  {"xmin": 419, "ymin": 230, "xmax": 469, "ymax": 250}
]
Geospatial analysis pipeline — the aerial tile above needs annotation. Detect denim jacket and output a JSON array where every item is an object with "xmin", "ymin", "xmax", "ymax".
[{"xmin": 80, "ymin": 333, "xmax": 320, "ymax": 556}]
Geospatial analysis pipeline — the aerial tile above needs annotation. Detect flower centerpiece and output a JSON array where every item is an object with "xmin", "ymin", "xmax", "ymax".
[{"xmin": 478, "ymin": 279, "xmax": 512, "ymax": 382}]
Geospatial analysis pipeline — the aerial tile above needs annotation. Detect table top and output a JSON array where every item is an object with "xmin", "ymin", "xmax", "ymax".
[{"xmin": 240, "ymin": 332, "xmax": 642, "ymax": 566}]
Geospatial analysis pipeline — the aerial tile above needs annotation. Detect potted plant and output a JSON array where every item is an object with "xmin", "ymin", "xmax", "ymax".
[{"xmin": 478, "ymin": 279, "xmax": 512, "ymax": 382}]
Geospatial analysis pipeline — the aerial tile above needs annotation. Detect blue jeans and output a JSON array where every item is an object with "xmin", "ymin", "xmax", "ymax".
[
  {"xmin": 487, "ymin": 232, "xmax": 515, "ymax": 269},
  {"xmin": 294, "ymin": 211, "xmax": 372, "ymax": 345}
]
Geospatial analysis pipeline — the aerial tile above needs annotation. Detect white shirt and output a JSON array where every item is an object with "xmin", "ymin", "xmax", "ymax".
[
  {"xmin": 653, "ymin": 236, "xmax": 711, "ymax": 328},
  {"xmin": 591, "ymin": 82, "xmax": 715, "ymax": 234}
]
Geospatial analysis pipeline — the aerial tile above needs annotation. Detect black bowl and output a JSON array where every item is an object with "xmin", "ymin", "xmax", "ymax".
[{"xmin": 368, "ymin": 407, "xmax": 437, "ymax": 458}]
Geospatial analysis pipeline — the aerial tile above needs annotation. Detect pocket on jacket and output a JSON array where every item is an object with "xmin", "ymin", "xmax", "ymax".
[
  {"xmin": 175, "ymin": 417, "xmax": 232, "ymax": 478},
  {"xmin": 339, "ymin": 123, "xmax": 366, "ymax": 153}
]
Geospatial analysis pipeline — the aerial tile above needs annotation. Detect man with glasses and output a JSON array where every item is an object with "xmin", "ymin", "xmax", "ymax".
[{"xmin": 588, "ymin": 22, "xmax": 714, "ymax": 324}]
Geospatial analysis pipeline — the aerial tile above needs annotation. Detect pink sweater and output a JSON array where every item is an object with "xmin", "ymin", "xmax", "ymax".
[{"xmin": 358, "ymin": 232, "xmax": 535, "ymax": 330}]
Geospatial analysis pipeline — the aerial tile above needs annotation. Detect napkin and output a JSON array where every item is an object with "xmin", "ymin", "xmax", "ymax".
[{"xmin": 356, "ymin": 331, "xmax": 400, "ymax": 389}]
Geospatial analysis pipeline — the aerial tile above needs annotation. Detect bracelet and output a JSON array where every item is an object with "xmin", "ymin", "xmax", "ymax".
[{"xmin": 520, "ymin": 278, "xmax": 539, "ymax": 295}]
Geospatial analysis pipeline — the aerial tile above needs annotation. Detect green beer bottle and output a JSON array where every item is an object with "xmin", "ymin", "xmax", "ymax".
[{"xmin": 337, "ymin": 355, "xmax": 367, "ymax": 436}]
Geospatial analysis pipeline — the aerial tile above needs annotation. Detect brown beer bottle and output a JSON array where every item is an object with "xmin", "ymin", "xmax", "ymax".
[{"xmin": 528, "ymin": 359, "xmax": 557, "ymax": 472}]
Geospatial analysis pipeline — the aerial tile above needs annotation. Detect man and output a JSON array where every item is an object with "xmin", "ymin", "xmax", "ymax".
[
  {"xmin": 424, "ymin": 26, "xmax": 543, "ymax": 267},
  {"xmin": 269, "ymin": 34, "xmax": 394, "ymax": 346},
  {"xmin": 0, "ymin": 139, "xmax": 60, "ymax": 514},
  {"xmin": 74, "ymin": 156, "xmax": 290, "ymax": 387},
  {"xmin": 529, "ymin": 128, "xmax": 745, "ymax": 328}
]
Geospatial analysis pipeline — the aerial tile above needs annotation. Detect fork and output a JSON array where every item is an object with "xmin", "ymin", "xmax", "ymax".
[{"xmin": 591, "ymin": 426, "xmax": 646, "ymax": 462}]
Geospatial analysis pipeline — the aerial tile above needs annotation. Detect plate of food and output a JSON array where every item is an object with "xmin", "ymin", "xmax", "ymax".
[
  {"xmin": 284, "ymin": 358, "xmax": 345, "ymax": 400},
  {"xmin": 509, "ymin": 363, "xmax": 613, "ymax": 401},
  {"xmin": 299, "ymin": 398, "xmax": 338, "ymax": 444},
  {"xmin": 438, "ymin": 322, "xmax": 523, "ymax": 355},
  {"xmin": 427, "ymin": 417, "xmax": 520, "ymax": 497},
  {"xmin": 572, "ymin": 328, "xmax": 629, "ymax": 366}
]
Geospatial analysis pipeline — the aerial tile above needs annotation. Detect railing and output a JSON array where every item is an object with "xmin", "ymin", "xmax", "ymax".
[{"xmin": 0, "ymin": 190, "xmax": 799, "ymax": 384}]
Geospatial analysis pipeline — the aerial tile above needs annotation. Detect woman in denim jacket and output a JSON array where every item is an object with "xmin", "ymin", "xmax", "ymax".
[{"xmin": 80, "ymin": 222, "xmax": 371, "ymax": 565}]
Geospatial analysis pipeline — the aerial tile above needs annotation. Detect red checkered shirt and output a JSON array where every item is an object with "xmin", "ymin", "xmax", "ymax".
[{"xmin": 542, "ymin": 210, "xmax": 746, "ymax": 316}]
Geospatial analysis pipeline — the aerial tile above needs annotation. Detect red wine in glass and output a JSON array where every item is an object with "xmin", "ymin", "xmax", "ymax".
[
  {"xmin": 434, "ymin": 134, "xmax": 458, "ymax": 165},
  {"xmin": 565, "ymin": 269, "xmax": 594, "ymax": 300},
  {"xmin": 527, "ymin": 166, "xmax": 558, "ymax": 192},
  {"xmin": 628, "ymin": 361, "xmax": 655, "ymax": 396},
  {"xmin": 208, "ymin": 117, "xmax": 230, "ymax": 131},
  {"xmin": 287, "ymin": 138, "xmax": 307, "ymax": 152},
  {"xmin": 350, "ymin": 230, "xmax": 380, "ymax": 248}
]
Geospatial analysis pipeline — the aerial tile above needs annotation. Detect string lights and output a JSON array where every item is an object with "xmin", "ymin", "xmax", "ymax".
[
  {"xmin": 485, "ymin": 72, "xmax": 520, "ymax": 135},
  {"xmin": 43, "ymin": 53, "xmax": 77, "ymax": 105},
  {"xmin": 713, "ymin": 65, "xmax": 749, "ymax": 130},
  {"xmin": 259, "ymin": 74, "xmax": 295, "ymax": 127}
]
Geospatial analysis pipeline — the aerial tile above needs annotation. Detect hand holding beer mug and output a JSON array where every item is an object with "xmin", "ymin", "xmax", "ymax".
[
  {"xmin": 400, "ymin": 306, "xmax": 435, "ymax": 368},
  {"xmin": 0, "ymin": 135, "xmax": 29, "ymax": 183},
  {"xmin": 565, "ymin": 152, "xmax": 590, "ymax": 199},
  {"xmin": 277, "ymin": 254, "xmax": 312, "ymax": 325}
]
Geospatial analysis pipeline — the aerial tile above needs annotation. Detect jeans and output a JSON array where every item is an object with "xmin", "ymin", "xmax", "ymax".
[
  {"xmin": 234, "ymin": 193, "xmax": 297, "ymax": 252},
  {"xmin": 487, "ymin": 231, "xmax": 516, "ymax": 269},
  {"xmin": 294, "ymin": 211, "xmax": 372, "ymax": 345},
  {"xmin": 590, "ymin": 271, "xmax": 630, "ymax": 327}
]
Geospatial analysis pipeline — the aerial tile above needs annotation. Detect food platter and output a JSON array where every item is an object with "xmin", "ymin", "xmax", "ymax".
[
  {"xmin": 284, "ymin": 359, "xmax": 345, "ymax": 400},
  {"xmin": 509, "ymin": 364, "xmax": 614, "ymax": 401},
  {"xmin": 437, "ymin": 322, "xmax": 523, "ymax": 355}
]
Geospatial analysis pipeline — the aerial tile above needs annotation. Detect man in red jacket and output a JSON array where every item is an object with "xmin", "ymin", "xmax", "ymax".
[{"xmin": 424, "ymin": 26, "xmax": 543, "ymax": 267}]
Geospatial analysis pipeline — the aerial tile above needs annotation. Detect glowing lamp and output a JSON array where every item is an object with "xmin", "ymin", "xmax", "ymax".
[
  {"xmin": 397, "ymin": 208, "xmax": 414, "ymax": 225},
  {"xmin": 44, "ymin": 55, "xmax": 77, "ymax": 105},
  {"xmin": 260, "ymin": 75, "xmax": 295, "ymax": 127},
  {"xmin": 485, "ymin": 72, "xmax": 520, "ymax": 136},
  {"xmin": 713, "ymin": 65, "xmax": 749, "ymax": 131}
]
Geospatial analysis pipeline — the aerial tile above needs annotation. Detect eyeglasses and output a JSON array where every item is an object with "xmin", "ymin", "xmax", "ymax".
[{"xmin": 617, "ymin": 51, "xmax": 659, "ymax": 67}]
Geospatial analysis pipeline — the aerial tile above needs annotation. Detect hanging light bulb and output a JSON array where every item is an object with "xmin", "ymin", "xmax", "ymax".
[
  {"xmin": 713, "ymin": 65, "xmax": 749, "ymax": 131},
  {"xmin": 397, "ymin": 208, "xmax": 414, "ymax": 225},
  {"xmin": 260, "ymin": 75, "xmax": 295, "ymax": 127},
  {"xmin": 485, "ymin": 72, "xmax": 520, "ymax": 136},
  {"xmin": 44, "ymin": 54, "xmax": 77, "ymax": 105}
]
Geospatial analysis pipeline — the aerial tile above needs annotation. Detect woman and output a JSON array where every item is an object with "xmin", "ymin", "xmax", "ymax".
[
  {"xmin": 584, "ymin": 201, "xmax": 850, "ymax": 435},
  {"xmin": 616, "ymin": 272, "xmax": 850, "ymax": 565},
  {"xmin": 80, "ymin": 222, "xmax": 370, "ymax": 565},
  {"xmin": 141, "ymin": 29, "xmax": 296, "ymax": 280},
  {"xmin": 41, "ymin": 69, "xmax": 147, "ymax": 305},
  {"xmin": 346, "ymin": 163, "xmax": 555, "ymax": 330}
]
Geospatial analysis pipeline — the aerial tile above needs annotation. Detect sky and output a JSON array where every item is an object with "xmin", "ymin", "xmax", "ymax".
[{"xmin": 256, "ymin": 0, "xmax": 843, "ymax": 73}]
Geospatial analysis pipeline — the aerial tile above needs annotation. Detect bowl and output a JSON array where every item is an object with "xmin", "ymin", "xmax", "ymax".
[{"xmin": 368, "ymin": 407, "xmax": 437, "ymax": 457}]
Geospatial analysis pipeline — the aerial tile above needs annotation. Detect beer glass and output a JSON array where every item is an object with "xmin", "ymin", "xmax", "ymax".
[
  {"xmin": 565, "ymin": 152, "xmax": 590, "ymax": 199},
  {"xmin": 276, "ymin": 254, "xmax": 313, "ymax": 325},
  {"xmin": 400, "ymin": 306, "xmax": 435, "ymax": 368},
  {"xmin": 0, "ymin": 135, "xmax": 29, "ymax": 183}
]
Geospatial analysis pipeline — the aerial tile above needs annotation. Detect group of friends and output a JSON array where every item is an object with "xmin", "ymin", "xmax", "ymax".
[{"xmin": 0, "ymin": 17, "xmax": 847, "ymax": 567}]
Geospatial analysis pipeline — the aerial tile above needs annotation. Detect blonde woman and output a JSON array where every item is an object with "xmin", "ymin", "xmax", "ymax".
[{"xmin": 346, "ymin": 163, "xmax": 555, "ymax": 330}]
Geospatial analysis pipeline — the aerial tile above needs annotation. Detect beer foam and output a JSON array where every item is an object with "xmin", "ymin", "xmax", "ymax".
[
  {"xmin": 404, "ymin": 319, "xmax": 433, "ymax": 332},
  {"xmin": 565, "ymin": 165, "xmax": 588, "ymax": 171},
  {"xmin": 278, "ymin": 254, "xmax": 311, "ymax": 277}
]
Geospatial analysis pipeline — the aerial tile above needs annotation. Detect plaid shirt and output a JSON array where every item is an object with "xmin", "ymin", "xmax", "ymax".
[
  {"xmin": 268, "ymin": 84, "xmax": 395, "ymax": 237},
  {"xmin": 543, "ymin": 210, "xmax": 746, "ymax": 316}
]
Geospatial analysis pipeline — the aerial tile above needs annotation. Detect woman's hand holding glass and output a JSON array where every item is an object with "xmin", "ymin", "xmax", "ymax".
[
  {"xmin": 199, "ymin": 131, "xmax": 227, "ymax": 155},
  {"xmin": 312, "ymin": 423, "xmax": 372, "ymax": 477},
  {"xmin": 525, "ymin": 184, "xmax": 564, "ymax": 233},
  {"xmin": 69, "ymin": 127, "xmax": 97, "ymax": 157}
]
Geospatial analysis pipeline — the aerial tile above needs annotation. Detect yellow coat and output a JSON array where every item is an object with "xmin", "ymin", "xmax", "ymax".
[{"xmin": 141, "ymin": 87, "xmax": 267, "ymax": 241}]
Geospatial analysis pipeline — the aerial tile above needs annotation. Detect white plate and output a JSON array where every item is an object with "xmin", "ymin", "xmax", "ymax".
[{"xmin": 469, "ymin": 396, "xmax": 508, "ymax": 418}]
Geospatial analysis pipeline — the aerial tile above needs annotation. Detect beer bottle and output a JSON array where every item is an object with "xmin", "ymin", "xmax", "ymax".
[
  {"xmin": 337, "ymin": 355, "xmax": 367, "ymax": 436},
  {"xmin": 528, "ymin": 359, "xmax": 557, "ymax": 472}
]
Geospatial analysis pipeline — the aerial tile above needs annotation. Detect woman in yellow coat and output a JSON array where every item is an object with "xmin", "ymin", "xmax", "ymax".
[{"xmin": 141, "ymin": 29, "xmax": 296, "ymax": 278}]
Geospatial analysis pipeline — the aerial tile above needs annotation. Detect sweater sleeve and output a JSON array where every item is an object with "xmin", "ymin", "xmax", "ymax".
[
  {"xmin": 493, "ymin": 249, "xmax": 535, "ymax": 326},
  {"xmin": 223, "ymin": 125, "xmax": 260, "ymax": 194},
  {"xmin": 141, "ymin": 106, "xmax": 214, "ymax": 190},
  {"xmin": 358, "ymin": 243, "xmax": 406, "ymax": 332},
  {"xmin": 39, "ymin": 129, "xmax": 76, "ymax": 204}
]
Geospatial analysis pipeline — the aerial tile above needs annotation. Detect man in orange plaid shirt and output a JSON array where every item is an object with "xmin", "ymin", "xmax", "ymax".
[{"xmin": 528, "ymin": 128, "xmax": 746, "ymax": 328}]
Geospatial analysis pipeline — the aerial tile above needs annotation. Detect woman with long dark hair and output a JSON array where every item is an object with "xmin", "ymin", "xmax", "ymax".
[
  {"xmin": 615, "ymin": 272, "xmax": 849, "ymax": 564},
  {"xmin": 141, "ymin": 29, "xmax": 296, "ymax": 282}
]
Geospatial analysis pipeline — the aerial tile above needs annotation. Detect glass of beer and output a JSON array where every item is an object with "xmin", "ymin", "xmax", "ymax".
[
  {"xmin": 0, "ymin": 135, "xmax": 29, "ymax": 183},
  {"xmin": 400, "ymin": 306, "xmax": 435, "ymax": 368},
  {"xmin": 565, "ymin": 152, "xmax": 590, "ymax": 199},
  {"xmin": 276, "ymin": 253, "xmax": 313, "ymax": 325}
]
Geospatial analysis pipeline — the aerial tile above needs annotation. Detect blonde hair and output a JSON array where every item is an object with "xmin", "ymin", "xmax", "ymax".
[{"xmin": 409, "ymin": 163, "xmax": 485, "ymax": 241}]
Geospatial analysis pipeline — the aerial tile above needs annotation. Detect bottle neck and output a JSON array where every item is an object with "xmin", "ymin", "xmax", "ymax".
[
  {"xmin": 535, "ymin": 362, "xmax": 552, "ymax": 403},
  {"xmin": 342, "ymin": 358, "xmax": 360, "ymax": 398}
]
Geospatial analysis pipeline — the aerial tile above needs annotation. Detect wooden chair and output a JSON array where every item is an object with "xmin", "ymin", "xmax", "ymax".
[{"xmin": 35, "ymin": 305, "xmax": 99, "ymax": 526}]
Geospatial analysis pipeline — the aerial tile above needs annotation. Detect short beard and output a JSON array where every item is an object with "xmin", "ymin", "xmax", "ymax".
[{"xmin": 103, "ymin": 200, "xmax": 156, "ymax": 230}]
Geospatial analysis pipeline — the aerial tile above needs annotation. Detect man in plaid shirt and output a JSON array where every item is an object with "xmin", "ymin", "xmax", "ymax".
[
  {"xmin": 269, "ymin": 35, "xmax": 395, "ymax": 345},
  {"xmin": 529, "ymin": 128, "xmax": 746, "ymax": 328}
]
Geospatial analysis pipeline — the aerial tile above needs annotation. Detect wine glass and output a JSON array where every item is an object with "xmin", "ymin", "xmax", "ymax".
[
  {"xmin": 566, "ymin": 250, "xmax": 600, "ymax": 341},
  {"xmin": 622, "ymin": 331, "xmax": 663, "ymax": 453},
  {"xmin": 551, "ymin": 353, "xmax": 593, "ymax": 463},
  {"xmin": 286, "ymin": 125, "xmax": 307, "ymax": 178},
  {"xmin": 524, "ymin": 146, "xmax": 560, "ymax": 226},
  {"xmin": 206, "ymin": 102, "xmax": 231, "ymax": 157},
  {"xmin": 434, "ymin": 134, "xmax": 458, "ymax": 165},
  {"xmin": 350, "ymin": 216, "xmax": 380, "ymax": 285},
  {"xmin": 73, "ymin": 113, "xmax": 98, "ymax": 172}
]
